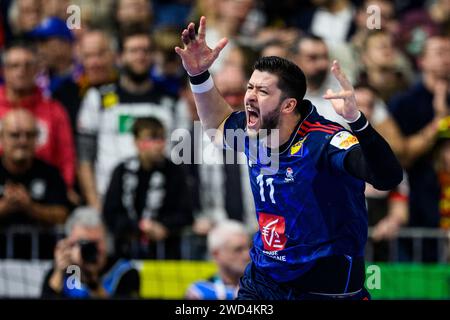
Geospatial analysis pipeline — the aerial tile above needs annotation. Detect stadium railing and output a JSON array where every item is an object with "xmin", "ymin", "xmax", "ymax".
[
  {"xmin": 0, "ymin": 225, "xmax": 449, "ymax": 262},
  {"xmin": 0, "ymin": 225, "xmax": 449, "ymax": 298}
]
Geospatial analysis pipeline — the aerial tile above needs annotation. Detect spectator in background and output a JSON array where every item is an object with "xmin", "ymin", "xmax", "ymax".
[
  {"xmin": 353, "ymin": 83, "xmax": 405, "ymax": 159},
  {"xmin": 151, "ymin": 26, "xmax": 185, "ymax": 98},
  {"xmin": 53, "ymin": 29, "xmax": 118, "ymax": 139},
  {"xmin": 151, "ymin": 0, "xmax": 193, "ymax": 29},
  {"xmin": 259, "ymin": 39, "xmax": 290, "ymax": 59},
  {"xmin": 290, "ymin": 0, "xmax": 355, "ymax": 45},
  {"xmin": 288, "ymin": 0, "xmax": 358, "ymax": 80},
  {"xmin": 0, "ymin": 109, "xmax": 69, "ymax": 259},
  {"xmin": 0, "ymin": 42, "xmax": 76, "ymax": 190},
  {"xmin": 195, "ymin": 0, "xmax": 264, "ymax": 73},
  {"xmin": 433, "ymin": 117, "xmax": 450, "ymax": 230},
  {"xmin": 354, "ymin": 85, "xmax": 409, "ymax": 261},
  {"xmin": 103, "ymin": 117, "xmax": 193, "ymax": 259},
  {"xmin": 0, "ymin": 0, "xmax": 13, "ymax": 51},
  {"xmin": 359, "ymin": 30, "xmax": 414, "ymax": 102},
  {"xmin": 41, "ymin": 206, "xmax": 140, "ymax": 298},
  {"xmin": 291, "ymin": 34, "xmax": 349, "ymax": 127},
  {"xmin": 41, "ymin": 0, "xmax": 70, "ymax": 21},
  {"xmin": 0, "ymin": 14, "xmax": 4, "ymax": 54},
  {"xmin": 397, "ymin": 0, "xmax": 450, "ymax": 69},
  {"xmin": 77, "ymin": 27, "xmax": 176, "ymax": 210},
  {"xmin": 70, "ymin": 0, "xmax": 116, "ymax": 32},
  {"xmin": 0, "ymin": 0, "xmax": 11, "ymax": 61},
  {"xmin": 214, "ymin": 64, "xmax": 247, "ymax": 111},
  {"xmin": 222, "ymin": 45, "xmax": 256, "ymax": 76},
  {"xmin": 28, "ymin": 16, "xmax": 76, "ymax": 96},
  {"xmin": 114, "ymin": 0, "xmax": 153, "ymax": 35},
  {"xmin": 351, "ymin": 0, "xmax": 399, "ymax": 54},
  {"xmin": 42, "ymin": 0, "xmax": 71, "ymax": 21},
  {"xmin": 388, "ymin": 35, "xmax": 450, "ymax": 261},
  {"xmin": 177, "ymin": 76, "xmax": 256, "ymax": 259},
  {"xmin": 7, "ymin": 0, "xmax": 43, "ymax": 37},
  {"xmin": 185, "ymin": 220, "xmax": 250, "ymax": 300}
]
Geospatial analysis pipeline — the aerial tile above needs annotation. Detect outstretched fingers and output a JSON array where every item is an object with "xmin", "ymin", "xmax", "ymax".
[
  {"xmin": 212, "ymin": 37, "xmax": 229, "ymax": 59},
  {"xmin": 180, "ymin": 22, "xmax": 197, "ymax": 47},
  {"xmin": 198, "ymin": 16, "xmax": 206, "ymax": 41},
  {"xmin": 174, "ymin": 17, "xmax": 228, "ymax": 75},
  {"xmin": 323, "ymin": 89, "xmax": 353, "ymax": 100},
  {"xmin": 188, "ymin": 22, "xmax": 196, "ymax": 40},
  {"xmin": 174, "ymin": 46, "xmax": 185, "ymax": 58},
  {"xmin": 331, "ymin": 60, "xmax": 353, "ymax": 91},
  {"xmin": 181, "ymin": 28, "xmax": 190, "ymax": 46}
]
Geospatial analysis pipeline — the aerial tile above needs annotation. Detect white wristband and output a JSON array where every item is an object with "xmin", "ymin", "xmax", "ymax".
[
  {"xmin": 344, "ymin": 111, "xmax": 362, "ymax": 123},
  {"xmin": 190, "ymin": 75, "xmax": 214, "ymax": 94}
]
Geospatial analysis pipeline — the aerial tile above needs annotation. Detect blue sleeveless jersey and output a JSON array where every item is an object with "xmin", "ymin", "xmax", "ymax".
[{"xmin": 223, "ymin": 101, "xmax": 367, "ymax": 282}]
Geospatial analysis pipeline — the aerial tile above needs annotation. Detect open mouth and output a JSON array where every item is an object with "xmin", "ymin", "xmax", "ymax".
[{"xmin": 246, "ymin": 105, "xmax": 260, "ymax": 128}]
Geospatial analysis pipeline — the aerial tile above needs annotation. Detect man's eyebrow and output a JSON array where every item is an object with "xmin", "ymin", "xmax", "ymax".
[{"xmin": 247, "ymin": 83, "xmax": 270, "ymax": 89}]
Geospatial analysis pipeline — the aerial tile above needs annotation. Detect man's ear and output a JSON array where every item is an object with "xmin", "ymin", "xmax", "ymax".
[
  {"xmin": 210, "ymin": 248, "xmax": 220, "ymax": 261},
  {"xmin": 281, "ymin": 98, "xmax": 297, "ymax": 114}
]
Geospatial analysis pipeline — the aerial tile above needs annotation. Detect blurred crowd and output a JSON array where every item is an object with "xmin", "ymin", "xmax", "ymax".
[{"xmin": 0, "ymin": 0, "xmax": 449, "ymax": 298}]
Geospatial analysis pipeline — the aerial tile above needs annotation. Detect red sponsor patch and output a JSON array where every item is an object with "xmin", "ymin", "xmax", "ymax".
[{"xmin": 258, "ymin": 213, "xmax": 287, "ymax": 251}]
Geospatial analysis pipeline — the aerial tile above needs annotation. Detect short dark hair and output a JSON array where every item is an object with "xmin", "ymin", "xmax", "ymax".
[
  {"xmin": 118, "ymin": 24, "xmax": 153, "ymax": 53},
  {"xmin": 291, "ymin": 33, "xmax": 325, "ymax": 55},
  {"xmin": 132, "ymin": 117, "xmax": 165, "ymax": 139},
  {"xmin": 2, "ymin": 39, "xmax": 37, "ymax": 65},
  {"xmin": 354, "ymin": 82, "xmax": 380, "ymax": 97},
  {"xmin": 253, "ymin": 56, "xmax": 307, "ymax": 114},
  {"xmin": 362, "ymin": 29, "xmax": 390, "ymax": 51},
  {"xmin": 419, "ymin": 34, "xmax": 450, "ymax": 58}
]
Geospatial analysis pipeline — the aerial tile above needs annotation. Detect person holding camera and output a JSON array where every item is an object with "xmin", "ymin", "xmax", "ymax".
[{"xmin": 41, "ymin": 207, "xmax": 140, "ymax": 298}]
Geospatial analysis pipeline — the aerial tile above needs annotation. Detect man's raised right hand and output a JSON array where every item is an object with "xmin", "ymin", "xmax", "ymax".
[{"xmin": 174, "ymin": 16, "xmax": 228, "ymax": 76}]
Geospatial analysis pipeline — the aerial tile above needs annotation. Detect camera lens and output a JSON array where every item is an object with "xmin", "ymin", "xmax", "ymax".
[{"xmin": 78, "ymin": 240, "xmax": 98, "ymax": 263}]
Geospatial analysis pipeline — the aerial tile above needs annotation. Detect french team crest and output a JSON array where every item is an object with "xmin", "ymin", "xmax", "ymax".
[{"xmin": 290, "ymin": 137, "xmax": 306, "ymax": 156}]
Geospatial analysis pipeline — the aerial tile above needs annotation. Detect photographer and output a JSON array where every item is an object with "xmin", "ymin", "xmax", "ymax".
[{"xmin": 41, "ymin": 207, "xmax": 140, "ymax": 298}]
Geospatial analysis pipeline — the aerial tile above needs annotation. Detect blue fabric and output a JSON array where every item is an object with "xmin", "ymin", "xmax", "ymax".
[
  {"xmin": 28, "ymin": 17, "xmax": 74, "ymax": 42},
  {"xmin": 188, "ymin": 275, "xmax": 237, "ymax": 300},
  {"xmin": 62, "ymin": 259, "xmax": 134, "ymax": 298},
  {"xmin": 224, "ymin": 102, "xmax": 367, "ymax": 282},
  {"xmin": 237, "ymin": 262, "xmax": 371, "ymax": 300}
]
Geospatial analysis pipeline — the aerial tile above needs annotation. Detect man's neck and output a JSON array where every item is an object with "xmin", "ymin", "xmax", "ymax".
[
  {"xmin": 325, "ymin": 0, "xmax": 349, "ymax": 13},
  {"xmin": 6, "ymin": 87, "xmax": 35, "ymax": 102},
  {"xmin": 88, "ymin": 70, "xmax": 117, "ymax": 87},
  {"xmin": 139, "ymin": 157, "xmax": 154, "ymax": 171},
  {"xmin": 50, "ymin": 59, "xmax": 73, "ymax": 77},
  {"xmin": 422, "ymin": 72, "xmax": 445, "ymax": 93},
  {"xmin": 120, "ymin": 75, "xmax": 153, "ymax": 94},
  {"xmin": 2, "ymin": 157, "xmax": 32, "ymax": 175},
  {"xmin": 305, "ymin": 75, "xmax": 328, "ymax": 95},
  {"xmin": 218, "ymin": 271, "xmax": 240, "ymax": 288},
  {"xmin": 266, "ymin": 113, "xmax": 302, "ymax": 149}
]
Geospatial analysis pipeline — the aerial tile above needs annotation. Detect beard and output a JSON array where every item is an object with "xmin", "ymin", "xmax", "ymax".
[
  {"xmin": 307, "ymin": 69, "xmax": 328, "ymax": 88},
  {"xmin": 260, "ymin": 107, "xmax": 281, "ymax": 137},
  {"xmin": 122, "ymin": 64, "xmax": 149, "ymax": 83}
]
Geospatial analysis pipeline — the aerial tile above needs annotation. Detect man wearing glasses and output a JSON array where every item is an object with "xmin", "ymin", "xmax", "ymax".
[{"xmin": 0, "ymin": 109, "xmax": 69, "ymax": 259}]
